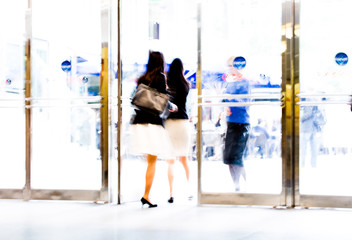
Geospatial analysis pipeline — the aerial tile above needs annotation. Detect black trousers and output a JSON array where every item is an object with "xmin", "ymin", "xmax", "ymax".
[{"xmin": 223, "ymin": 122, "xmax": 250, "ymax": 166}]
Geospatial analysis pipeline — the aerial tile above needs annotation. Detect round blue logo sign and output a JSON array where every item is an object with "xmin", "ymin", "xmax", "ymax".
[
  {"xmin": 335, "ymin": 52, "xmax": 348, "ymax": 66},
  {"xmin": 61, "ymin": 60, "xmax": 72, "ymax": 72},
  {"xmin": 82, "ymin": 76, "xmax": 88, "ymax": 83},
  {"xmin": 233, "ymin": 56, "xmax": 246, "ymax": 70}
]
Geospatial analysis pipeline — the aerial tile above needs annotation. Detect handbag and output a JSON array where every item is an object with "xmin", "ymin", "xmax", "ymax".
[{"xmin": 131, "ymin": 83, "xmax": 170, "ymax": 119}]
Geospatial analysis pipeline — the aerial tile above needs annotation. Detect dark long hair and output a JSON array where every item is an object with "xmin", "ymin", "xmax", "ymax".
[
  {"xmin": 167, "ymin": 58, "xmax": 190, "ymax": 92},
  {"xmin": 139, "ymin": 51, "xmax": 165, "ymax": 84}
]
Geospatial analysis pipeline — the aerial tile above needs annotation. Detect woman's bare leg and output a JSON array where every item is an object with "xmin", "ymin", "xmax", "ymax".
[
  {"xmin": 179, "ymin": 156, "xmax": 190, "ymax": 182},
  {"xmin": 180, "ymin": 156, "xmax": 193, "ymax": 199},
  {"xmin": 143, "ymin": 154, "xmax": 157, "ymax": 201},
  {"xmin": 229, "ymin": 164, "xmax": 240, "ymax": 191},
  {"xmin": 167, "ymin": 159, "xmax": 176, "ymax": 198},
  {"xmin": 229, "ymin": 164, "xmax": 246, "ymax": 191}
]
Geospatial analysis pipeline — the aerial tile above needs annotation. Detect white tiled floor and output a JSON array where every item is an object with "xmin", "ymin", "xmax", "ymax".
[{"xmin": 1, "ymin": 200, "xmax": 352, "ymax": 240}]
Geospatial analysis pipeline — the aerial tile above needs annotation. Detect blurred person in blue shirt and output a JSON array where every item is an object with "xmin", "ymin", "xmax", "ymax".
[
  {"xmin": 300, "ymin": 104, "xmax": 326, "ymax": 168},
  {"xmin": 222, "ymin": 56, "xmax": 251, "ymax": 192}
]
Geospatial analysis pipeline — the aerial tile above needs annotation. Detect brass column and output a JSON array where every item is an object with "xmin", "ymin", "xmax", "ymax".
[
  {"xmin": 100, "ymin": 45, "xmax": 109, "ymax": 202},
  {"xmin": 196, "ymin": 1, "xmax": 202, "ymax": 204},
  {"xmin": 24, "ymin": 1, "xmax": 32, "ymax": 201},
  {"xmin": 117, "ymin": 0, "xmax": 122, "ymax": 204},
  {"xmin": 281, "ymin": 0, "xmax": 299, "ymax": 208}
]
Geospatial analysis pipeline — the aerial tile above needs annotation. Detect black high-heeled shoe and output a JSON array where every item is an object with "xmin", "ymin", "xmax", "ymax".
[
  {"xmin": 140, "ymin": 197, "xmax": 157, "ymax": 208},
  {"xmin": 167, "ymin": 197, "xmax": 174, "ymax": 203}
]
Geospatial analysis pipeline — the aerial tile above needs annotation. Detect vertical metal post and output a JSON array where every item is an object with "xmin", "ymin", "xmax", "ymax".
[
  {"xmin": 281, "ymin": 0, "xmax": 298, "ymax": 208},
  {"xmin": 24, "ymin": 0, "xmax": 32, "ymax": 201},
  {"xmin": 100, "ymin": 44, "xmax": 109, "ymax": 202},
  {"xmin": 293, "ymin": 0, "xmax": 300, "ymax": 208},
  {"xmin": 288, "ymin": 0, "xmax": 296, "ymax": 208},
  {"xmin": 196, "ymin": 1, "xmax": 202, "ymax": 205},
  {"xmin": 281, "ymin": 0, "xmax": 289, "ymax": 208},
  {"xmin": 117, "ymin": 0, "xmax": 122, "ymax": 204}
]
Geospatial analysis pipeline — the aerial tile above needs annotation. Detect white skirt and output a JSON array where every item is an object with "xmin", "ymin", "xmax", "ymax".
[
  {"xmin": 128, "ymin": 123, "xmax": 173, "ymax": 159},
  {"xmin": 164, "ymin": 119, "xmax": 191, "ymax": 157}
]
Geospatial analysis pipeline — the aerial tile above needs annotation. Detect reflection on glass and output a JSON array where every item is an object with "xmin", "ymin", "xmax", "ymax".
[
  {"xmin": 0, "ymin": 1, "xmax": 26, "ymax": 188},
  {"xmin": 300, "ymin": 0, "xmax": 352, "ymax": 196},
  {"xmin": 0, "ymin": 109, "xmax": 25, "ymax": 188},
  {"xmin": 30, "ymin": 0, "xmax": 102, "ymax": 190},
  {"xmin": 300, "ymin": 104, "xmax": 326, "ymax": 168},
  {"xmin": 31, "ymin": 107, "xmax": 101, "ymax": 190},
  {"xmin": 201, "ymin": 0, "xmax": 282, "ymax": 194},
  {"xmin": 299, "ymin": 102, "xmax": 352, "ymax": 196},
  {"xmin": 201, "ymin": 107, "xmax": 282, "ymax": 194}
]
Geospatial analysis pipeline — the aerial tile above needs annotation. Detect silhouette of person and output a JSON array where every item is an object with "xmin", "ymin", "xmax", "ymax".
[
  {"xmin": 129, "ymin": 51, "xmax": 176, "ymax": 208},
  {"xmin": 222, "ymin": 56, "xmax": 251, "ymax": 191},
  {"xmin": 252, "ymin": 119, "xmax": 270, "ymax": 159},
  {"xmin": 300, "ymin": 104, "xmax": 326, "ymax": 168},
  {"xmin": 164, "ymin": 58, "xmax": 192, "ymax": 203}
]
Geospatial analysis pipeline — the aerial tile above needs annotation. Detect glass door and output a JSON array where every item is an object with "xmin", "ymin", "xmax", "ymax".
[
  {"xmin": 0, "ymin": 0, "xmax": 26, "ymax": 199},
  {"xmin": 26, "ymin": 0, "xmax": 110, "ymax": 201},
  {"xmin": 297, "ymin": 0, "xmax": 352, "ymax": 208},
  {"xmin": 198, "ymin": 0, "xmax": 284, "ymax": 206}
]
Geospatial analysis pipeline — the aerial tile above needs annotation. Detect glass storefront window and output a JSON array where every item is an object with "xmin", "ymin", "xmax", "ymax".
[
  {"xmin": 30, "ymin": 0, "xmax": 102, "ymax": 190},
  {"xmin": 0, "ymin": 0, "xmax": 26, "ymax": 189},
  {"xmin": 299, "ymin": 0, "xmax": 352, "ymax": 196}
]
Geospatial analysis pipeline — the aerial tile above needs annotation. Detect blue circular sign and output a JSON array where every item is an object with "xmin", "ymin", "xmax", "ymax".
[
  {"xmin": 335, "ymin": 52, "xmax": 348, "ymax": 66},
  {"xmin": 233, "ymin": 56, "xmax": 246, "ymax": 70},
  {"xmin": 61, "ymin": 60, "xmax": 72, "ymax": 72},
  {"xmin": 82, "ymin": 76, "xmax": 88, "ymax": 83}
]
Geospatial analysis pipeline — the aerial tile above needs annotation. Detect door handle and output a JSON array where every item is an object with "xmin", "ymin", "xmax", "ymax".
[{"xmin": 281, "ymin": 92, "xmax": 286, "ymax": 108}]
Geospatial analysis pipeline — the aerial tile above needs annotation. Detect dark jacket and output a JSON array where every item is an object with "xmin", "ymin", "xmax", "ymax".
[
  {"xmin": 167, "ymin": 83, "xmax": 189, "ymax": 120},
  {"xmin": 131, "ymin": 72, "xmax": 167, "ymax": 127}
]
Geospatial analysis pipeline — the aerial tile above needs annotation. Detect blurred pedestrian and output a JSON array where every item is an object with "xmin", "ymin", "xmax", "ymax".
[
  {"xmin": 165, "ymin": 58, "xmax": 192, "ymax": 203},
  {"xmin": 222, "ymin": 56, "xmax": 251, "ymax": 192},
  {"xmin": 129, "ymin": 51, "xmax": 176, "ymax": 208},
  {"xmin": 300, "ymin": 104, "xmax": 326, "ymax": 168}
]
